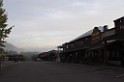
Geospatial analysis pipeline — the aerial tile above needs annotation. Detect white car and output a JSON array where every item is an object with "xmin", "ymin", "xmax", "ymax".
[{"xmin": 35, "ymin": 58, "xmax": 41, "ymax": 61}]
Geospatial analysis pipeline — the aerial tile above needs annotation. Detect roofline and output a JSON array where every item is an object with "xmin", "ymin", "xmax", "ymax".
[{"xmin": 114, "ymin": 16, "xmax": 124, "ymax": 22}]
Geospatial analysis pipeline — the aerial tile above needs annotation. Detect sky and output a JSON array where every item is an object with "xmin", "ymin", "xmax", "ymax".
[{"xmin": 3, "ymin": 0, "xmax": 124, "ymax": 52}]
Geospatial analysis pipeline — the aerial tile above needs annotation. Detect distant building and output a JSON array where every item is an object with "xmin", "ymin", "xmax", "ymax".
[
  {"xmin": 6, "ymin": 54, "xmax": 24, "ymax": 61},
  {"xmin": 38, "ymin": 50, "xmax": 58, "ymax": 62}
]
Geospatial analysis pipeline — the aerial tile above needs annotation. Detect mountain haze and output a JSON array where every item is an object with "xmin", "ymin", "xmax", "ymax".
[{"xmin": 4, "ymin": 43, "xmax": 24, "ymax": 52}]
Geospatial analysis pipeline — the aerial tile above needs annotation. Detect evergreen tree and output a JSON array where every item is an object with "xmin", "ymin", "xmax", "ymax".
[{"xmin": 0, "ymin": 0, "xmax": 13, "ymax": 53}]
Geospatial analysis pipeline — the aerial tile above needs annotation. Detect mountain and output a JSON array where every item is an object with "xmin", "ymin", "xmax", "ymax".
[{"xmin": 4, "ymin": 43, "xmax": 24, "ymax": 52}]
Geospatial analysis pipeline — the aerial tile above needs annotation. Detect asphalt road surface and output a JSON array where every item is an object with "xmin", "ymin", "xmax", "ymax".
[{"xmin": 0, "ymin": 61, "xmax": 124, "ymax": 82}]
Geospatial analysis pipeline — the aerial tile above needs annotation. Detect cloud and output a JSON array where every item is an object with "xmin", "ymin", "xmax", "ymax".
[{"xmin": 3, "ymin": 0, "xmax": 124, "ymax": 51}]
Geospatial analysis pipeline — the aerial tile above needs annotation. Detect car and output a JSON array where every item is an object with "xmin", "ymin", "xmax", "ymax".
[{"xmin": 35, "ymin": 58, "xmax": 41, "ymax": 61}]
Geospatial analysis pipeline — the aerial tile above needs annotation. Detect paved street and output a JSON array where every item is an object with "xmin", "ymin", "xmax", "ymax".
[{"xmin": 0, "ymin": 61, "xmax": 124, "ymax": 82}]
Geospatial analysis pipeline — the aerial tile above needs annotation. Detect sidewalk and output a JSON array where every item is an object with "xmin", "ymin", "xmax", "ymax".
[{"xmin": 1, "ymin": 61, "xmax": 16, "ymax": 68}]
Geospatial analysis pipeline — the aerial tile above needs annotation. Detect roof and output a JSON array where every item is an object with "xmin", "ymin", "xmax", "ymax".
[
  {"xmin": 69, "ymin": 26, "xmax": 105, "ymax": 43},
  {"xmin": 114, "ymin": 16, "xmax": 124, "ymax": 22}
]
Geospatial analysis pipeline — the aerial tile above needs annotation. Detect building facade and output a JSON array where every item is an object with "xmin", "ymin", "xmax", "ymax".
[{"xmin": 59, "ymin": 16, "xmax": 124, "ymax": 66}]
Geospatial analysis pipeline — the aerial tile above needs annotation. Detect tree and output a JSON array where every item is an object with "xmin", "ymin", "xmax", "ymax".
[
  {"xmin": 0, "ymin": 0, "xmax": 13, "ymax": 53},
  {"xmin": 0, "ymin": 0, "xmax": 13, "ymax": 69}
]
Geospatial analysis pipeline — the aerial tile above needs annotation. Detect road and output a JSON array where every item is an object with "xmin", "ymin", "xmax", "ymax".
[{"xmin": 0, "ymin": 61, "xmax": 124, "ymax": 82}]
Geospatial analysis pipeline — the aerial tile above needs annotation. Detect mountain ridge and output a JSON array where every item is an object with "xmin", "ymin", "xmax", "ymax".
[{"xmin": 4, "ymin": 43, "xmax": 24, "ymax": 52}]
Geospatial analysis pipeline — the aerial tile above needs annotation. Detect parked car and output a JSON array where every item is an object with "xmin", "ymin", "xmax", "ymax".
[{"xmin": 35, "ymin": 58, "xmax": 41, "ymax": 61}]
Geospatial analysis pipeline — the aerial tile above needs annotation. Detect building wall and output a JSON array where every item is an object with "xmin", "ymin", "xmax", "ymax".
[{"xmin": 60, "ymin": 16, "xmax": 124, "ymax": 66}]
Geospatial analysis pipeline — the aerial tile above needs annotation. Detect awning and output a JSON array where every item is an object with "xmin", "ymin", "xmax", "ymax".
[
  {"xmin": 103, "ymin": 34, "xmax": 124, "ymax": 42},
  {"xmin": 107, "ymin": 41, "xmax": 123, "ymax": 50},
  {"xmin": 63, "ymin": 47, "xmax": 89, "ymax": 53},
  {"xmin": 89, "ymin": 44, "xmax": 104, "ymax": 50}
]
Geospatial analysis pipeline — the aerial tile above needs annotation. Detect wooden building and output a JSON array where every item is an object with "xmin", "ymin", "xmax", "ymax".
[
  {"xmin": 38, "ymin": 50, "xmax": 58, "ymax": 61},
  {"xmin": 6, "ymin": 55, "xmax": 24, "ymax": 61},
  {"xmin": 59, "ymin": 16, "xmax": 124, "ymax": 66}
]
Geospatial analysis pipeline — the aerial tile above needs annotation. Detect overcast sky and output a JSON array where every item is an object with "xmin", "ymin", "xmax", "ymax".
[{"xmin": 3, "ymin": 0, "xmax": 124, "ymax": 52}]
